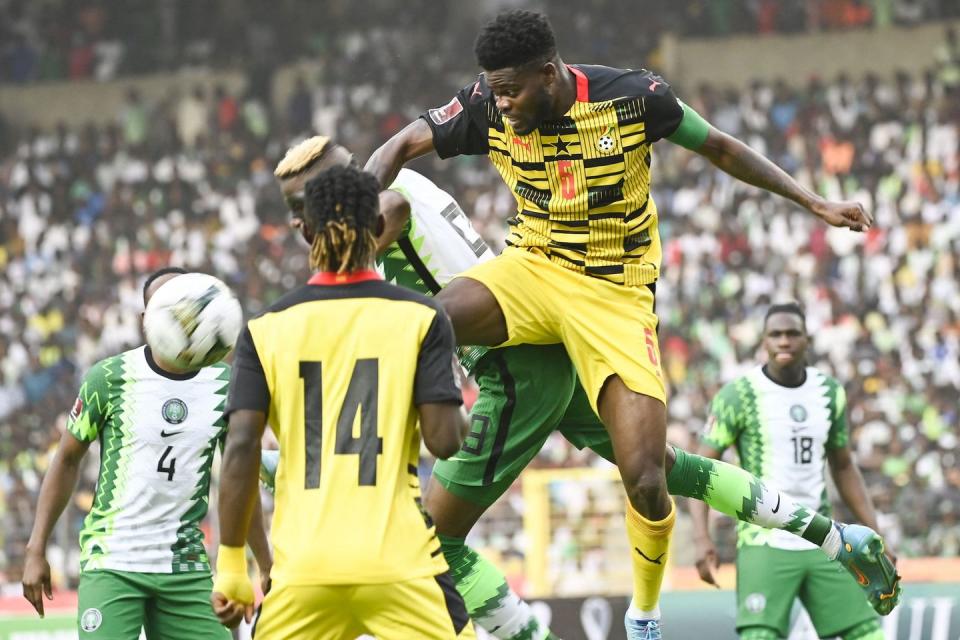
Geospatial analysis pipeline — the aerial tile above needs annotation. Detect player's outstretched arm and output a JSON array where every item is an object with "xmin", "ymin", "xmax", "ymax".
[
  {"xmin": 212, "ymin": 409, "xmax": 266, "ymax": 628},
  {"xmin": 682, "ymin": 119, "xmax": 872, "ymax": 232},
  {"xmin": 246, "ymin": 490, "xmax": 272, "ymax": 595},
  {"xmin": 689, "ymin": 443, "xmax": 724, "ymax": 588},
  {"xmin": 22, "ymin": 431, "xmax": 91, "ymax": 617},
  {"xmin": 365, "ymin": 118, "xmax": 436, "ymax": 190}
]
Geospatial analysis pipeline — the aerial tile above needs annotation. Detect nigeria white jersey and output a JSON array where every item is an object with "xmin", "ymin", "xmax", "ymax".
[
  {"xmin": 378, "ymin": 168, "xmax": 495, "ymax": 370},
  {"xmin": 703, "ymin": 366, "xmax": 848, "ymax": 551},
  {"xmin": 67, "ymin": 346, "xmax": 230, "ymax": 573}
]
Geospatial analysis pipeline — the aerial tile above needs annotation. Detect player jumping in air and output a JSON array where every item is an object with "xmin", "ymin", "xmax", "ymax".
[
  {"xmin": 692, "ymin": 304, "xmax": 895, "ymax": 640},
  {"xmin": 263, "ymin": 136, "xmax": 899, "ymax": 640},
  {"xmin": 364, "ymin": 10, "xmax": 900, "ymax": 638},
  {"xmin": 212, "ymin": 166, "xmax": 475, "ymax": 639},
  {"xmin": 22, "ymin": 268, "xmax": 271, "ymax": 640}
]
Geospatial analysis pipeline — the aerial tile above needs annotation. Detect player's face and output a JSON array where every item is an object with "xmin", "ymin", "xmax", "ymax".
[
  {"xmin": 762, "ymin": 312, "xmax": 807, "ymax": 370},
  {"xmin": 486, "ymin": 63, "xmax": 556, "ymax": 136},
  {"xmin": 279, "ymin": 145, "xmax": 356, "ymax": 245}
]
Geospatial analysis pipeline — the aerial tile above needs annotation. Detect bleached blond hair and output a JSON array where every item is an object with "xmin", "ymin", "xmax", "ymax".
[{"xmin": 274, "ymin": 135, "xmax": 332, "ymax": 179}]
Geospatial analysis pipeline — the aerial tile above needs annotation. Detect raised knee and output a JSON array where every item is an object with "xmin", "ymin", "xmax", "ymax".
[{"xmin": 623, "ymin": 470, "xmax": 668, "ymax": 516}]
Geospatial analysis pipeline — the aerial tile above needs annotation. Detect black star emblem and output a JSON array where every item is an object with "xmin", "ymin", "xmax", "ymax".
[{"xmin": 550, "ymin": 137, "xmax": 571, "ymax": 155}]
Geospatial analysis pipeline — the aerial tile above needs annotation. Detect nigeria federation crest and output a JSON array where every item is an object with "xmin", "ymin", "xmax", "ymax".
[
  {"xmin": 162, "ymin": 398, "xmax": 188, "ymax": 425},
  {"xmin": 790, "ymin": 404, "xmax": 807, "ymax": 423},
  {"xmin": 80, "ymin": 607, "xmax": 102, "ymax": 632}
]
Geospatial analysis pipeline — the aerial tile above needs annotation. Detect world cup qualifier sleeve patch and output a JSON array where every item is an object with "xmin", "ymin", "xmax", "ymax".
[
  {"xmin": 428, "ymin": 96, "xmax": 464, "ymax": 125},
  {"xmin": 70, "ymin": 396, "xmax": 83, "ymax": 422}
]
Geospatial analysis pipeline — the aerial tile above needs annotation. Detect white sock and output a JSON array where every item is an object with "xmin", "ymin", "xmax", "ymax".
[
  {"xmin": 626, "ymin": 601, "xmax": 661, "ymax": 621},
  {"xmin": 821, "ymin": 523, "xmax": 842, "ymax": 560}
]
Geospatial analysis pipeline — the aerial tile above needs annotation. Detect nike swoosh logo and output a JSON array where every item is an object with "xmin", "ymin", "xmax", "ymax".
[
  {"xmin": 772, "ymin": 494, "xmax": 781, "ymax": 514},
  {"xmin": 160, "ymin": 430, "xmax": 183, "ymax": 438},
  {"xmin": 635, "ymin": 548, "xmax": 665, "ymax": 565}
]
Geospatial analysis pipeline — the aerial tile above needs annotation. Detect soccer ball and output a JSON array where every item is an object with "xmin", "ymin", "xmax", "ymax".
[{"xmin": 144, "ymin": 273, "xmax": 243, "ymax": 370}]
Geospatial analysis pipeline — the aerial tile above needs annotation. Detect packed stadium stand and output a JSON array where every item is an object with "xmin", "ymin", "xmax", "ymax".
[{"xmin": 1, "ymin": 2, "xmax": 959, "ymax": 628}]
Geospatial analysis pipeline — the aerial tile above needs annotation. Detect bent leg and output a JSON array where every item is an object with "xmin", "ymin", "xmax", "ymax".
[
  {"xmin": 426, "ymin": 345, "xmax": 576, "ymax": 639},
  {"xmin": 666, "ymin": 447, "xmax": 834, "ymax": 548},
  {"xmin": 598, "ymin": 377, "xmax": 675, "ymax": 620}
]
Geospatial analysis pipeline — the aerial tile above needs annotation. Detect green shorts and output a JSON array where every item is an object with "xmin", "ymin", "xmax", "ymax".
[
  {"xmin": 736, "ymin": 545, "xmax": 876, "ymax": 637},
  {"xmin": 77, "ymin": 569, "xmax": 230, "ymax": 639},
  {"xmin": 432, "ymin": 343, "xmax": 614, "ymax": 507}
]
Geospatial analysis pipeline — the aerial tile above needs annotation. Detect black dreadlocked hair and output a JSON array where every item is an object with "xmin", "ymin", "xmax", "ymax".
[
  {"xmin": 303, "ymin": 165, "xmax": 380, "ymax": 274},
  {"xmin": 474, "ymin": 10, "xmax": 556, "ymax": 71},
  {"xmin": 142, "ymin": 266, "xmax": 188, "ymax": 304},
  {"xmin": 764, "ymin": 302, "xmax": 806, "ymax": 328}
]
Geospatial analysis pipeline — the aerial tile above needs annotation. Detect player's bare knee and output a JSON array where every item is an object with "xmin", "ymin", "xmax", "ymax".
[{"xmin": 622, "ymin": 467, "xmax": 669, "ymax": 517}]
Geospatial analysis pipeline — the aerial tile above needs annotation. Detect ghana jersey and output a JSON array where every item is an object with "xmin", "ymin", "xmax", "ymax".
[
  {"xmin": 702, "ymin": 366, "xmax": 848, "ymax": 551},
  {"xmin": 423, "ymin": 64, "xmax": 685, "ymax": 286},
  {"xmin": 226, "ymin": 272, "xmax": 461, "ymax": 585},
  {"xmin": 378, "ymin": 168, "xmax": 495, "ymax": 371},
  {"xmin": 66, "ymin": 346, "xmax": 230, "ymax": 573}
]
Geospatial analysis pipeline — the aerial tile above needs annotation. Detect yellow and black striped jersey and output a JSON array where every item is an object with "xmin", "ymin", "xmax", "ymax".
[
  {"xmin": 423, "ymin": 64, "xmax": 685, "ymax": 286},
  {"xmin": 226, "ymin": 271, "xmax": 460, "ymax": 585}
]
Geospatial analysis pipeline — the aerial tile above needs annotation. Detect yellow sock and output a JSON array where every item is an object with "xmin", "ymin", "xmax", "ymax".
[{"xmin": 625, "ymin": 497, "xmax": 675, "ymax": 612}]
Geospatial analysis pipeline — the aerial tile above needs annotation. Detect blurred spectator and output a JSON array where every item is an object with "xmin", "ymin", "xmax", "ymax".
[
  {"xmin": 286, "ymin": 76, "xmax": 313, "ymax": 136},
  {"xmin": 119, "ymin": 88, "xmax": 148, "ymax": 147},
  {"xmin": 176, "ymin": 85, "xmax": 209, "ymax": 149},
  {"xmin": 936, "ymin": 26, "xmax": 960, "ymax": 90}
]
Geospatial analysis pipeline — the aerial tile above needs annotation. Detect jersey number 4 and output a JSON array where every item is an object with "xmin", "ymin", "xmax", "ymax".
[
  {"xmin": 157, "ymin": 446, "xmax": 176, "ymax": 481},
  {"xmin": 300, "ymin": 359, "xmax": 384, "ymax": 489}
]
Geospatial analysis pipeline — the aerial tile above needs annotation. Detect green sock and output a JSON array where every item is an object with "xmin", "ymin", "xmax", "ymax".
[
  {"xmin": 440, "ymin": 535, "xmax": 552, "ymax": 640},
  {"xmin": 840, "ymin": 619, "xmax": 884, "ymax": 640},
  {"xmin": 739, "ymin": 627, "xmax": 779, "ymax": 640},
  {"xmin": 667, "ymin": 447, "xmax": 835, "ymax": 549}
]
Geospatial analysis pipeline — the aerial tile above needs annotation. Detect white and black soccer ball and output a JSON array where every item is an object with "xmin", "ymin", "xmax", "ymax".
[
  {"xmin": 597, "ymin": 135, "xmax": 615, "ymax": 153},
  {"xmin": 144, "ymin": 273, "xmax": 243, "ymax": 370}
]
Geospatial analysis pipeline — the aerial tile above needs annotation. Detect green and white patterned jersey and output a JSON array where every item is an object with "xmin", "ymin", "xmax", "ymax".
[
  {"xmin": 378, "ymin": 168, "xmax": 495, "ymax": 371},
  {"xmin": 67, "ymin": 346, "xmax": 230, "ymax": 573},
  {"xmin": 702, "ymin": 366, "xmax": 848, "ymax": 551}
]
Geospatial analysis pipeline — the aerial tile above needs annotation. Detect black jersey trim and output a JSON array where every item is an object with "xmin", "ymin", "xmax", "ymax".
[
  {"xmin": 482, "ymin": 354, "xmax": 516, "ymax": 486},
  {"xmin": 436, "ymin": 572, "xmax": 471, "ymax": 635},
  {"xmin": 144, "ymin": 347, "xmax": 200, "ymax": 381},
  {"xmin": 398, "ymin": 236, "xmax": 443, "ymax": 295}
]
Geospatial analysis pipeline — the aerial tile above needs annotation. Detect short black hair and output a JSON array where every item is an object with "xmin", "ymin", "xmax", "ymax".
[
  {"xmin": 303, "ymin": 165, "xmax": 380, "ymax": 273},
  {"xmin": 143, "ymin": 267, "xmax": 188, "ymax": 304},
  {"xmin": 474, "ymin": 10, "xmax": 556, "ymax": 71},
  {"xmin": 764, "ymin": 302, "xmax": 806, "ymax": 328}
]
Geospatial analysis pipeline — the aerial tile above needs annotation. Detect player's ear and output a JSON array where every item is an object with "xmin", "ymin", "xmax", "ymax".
[{"xmin": 541, "ymin": 60, "xmax": 558, "ymax": 86}]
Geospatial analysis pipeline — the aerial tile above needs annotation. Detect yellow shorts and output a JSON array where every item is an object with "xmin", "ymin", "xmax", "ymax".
[
  {"xmin": 459, "ymin": 247, "xmax": 665, "ymax": 412},
  {"xmin": 252, "ymin": 573, "xmax": 475, "ymax": 640}
]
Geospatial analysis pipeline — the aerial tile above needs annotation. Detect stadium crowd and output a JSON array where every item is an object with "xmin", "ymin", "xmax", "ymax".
[
  {"xmin": 3, "ymin": 0, "xmax": 960, "ymax": 85},
  {"xmin": 1, "ymin": 8, "xmax": 959, "ymax": 594}
]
